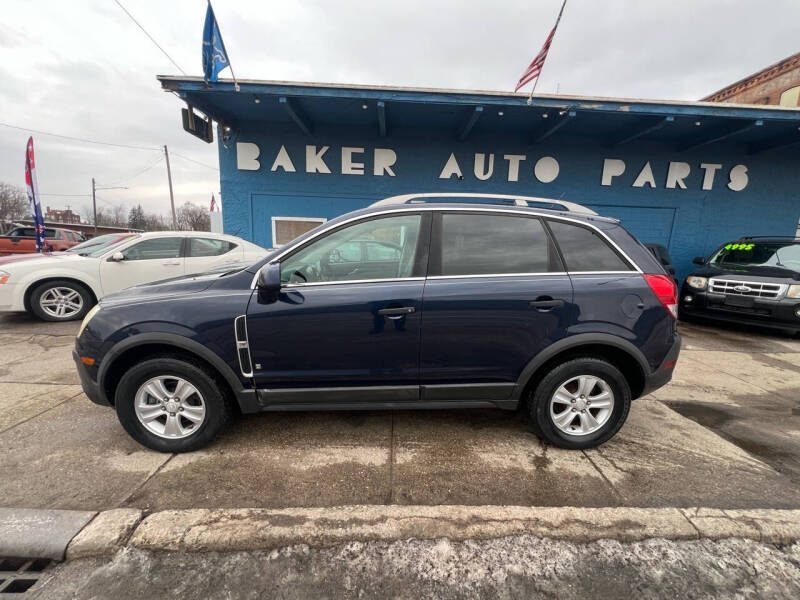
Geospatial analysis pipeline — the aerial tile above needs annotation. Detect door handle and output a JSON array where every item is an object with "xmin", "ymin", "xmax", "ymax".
[
  {"xmin": 529, "ymin": 298, "xmax": 565, "ymax": 310},
  {"xmin": 378, "ymin": 306, "xmax": 415, "ymax": 319},
  {"xmin": 162, "ymin": 261, "xmax": 181, "ymax": 266}
]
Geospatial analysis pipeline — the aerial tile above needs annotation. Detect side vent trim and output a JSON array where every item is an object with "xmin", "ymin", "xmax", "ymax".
[{"xmin": 234, "ymin": 315, "xmax": 254, "ymax": 378}]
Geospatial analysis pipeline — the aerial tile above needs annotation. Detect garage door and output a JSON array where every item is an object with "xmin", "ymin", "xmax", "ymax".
[{"xmin": 586, "ymin": 205, "xmax": 676, "ymax": 247}]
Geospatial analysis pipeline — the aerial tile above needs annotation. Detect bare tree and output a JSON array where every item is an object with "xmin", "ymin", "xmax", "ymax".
[
  {"xmin": 84, "ymin": 204, "xmax": 128, "ymax": 227},
  {"xmin": 176, "ymin": 202, "xmax": 210, "ymax": 231},
  {"xmin": 0, "ymin": 182, "xmax": 28, "ymax": 222}
]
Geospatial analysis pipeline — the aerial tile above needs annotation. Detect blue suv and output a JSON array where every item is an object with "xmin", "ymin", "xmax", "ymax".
[{"xmin": 73, "ymin": 194, "xmax": 680, "ymax": 452}]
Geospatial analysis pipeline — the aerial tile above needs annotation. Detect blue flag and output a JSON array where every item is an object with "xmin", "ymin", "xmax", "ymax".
[{"xmin": 202, "ymin": 2, "xmax": 230, "ymax": 84}]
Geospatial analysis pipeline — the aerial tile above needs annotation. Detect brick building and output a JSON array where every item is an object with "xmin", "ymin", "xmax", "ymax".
[
  {"xmin": 44, "ymin": 206, "xmax": 83, "ymax": 224},
  {"xmin": 703, "ymin": 52, "xmax": 800, "ymax": 106}
]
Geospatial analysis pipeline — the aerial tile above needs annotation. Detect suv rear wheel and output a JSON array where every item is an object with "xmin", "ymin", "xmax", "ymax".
[
  {"xmin": 115, "ymin": 357, "xmax": 232, "ymax": 452},
  {"xmin": 528, "ymin": 357, "xmax": 631, "ymax": 449}
]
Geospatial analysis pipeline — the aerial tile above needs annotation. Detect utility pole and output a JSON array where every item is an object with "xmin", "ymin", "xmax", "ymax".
[
  {"xmin": 91, "ymin": 177, "xmax": 97, "ymax": 235},
  {"xmin": 90, "ymin": 181, "xmax": 128, "ymax": 236},
  {"xmin": 164, "ymin": 145, "xmax": 177, "ymax": 229}
]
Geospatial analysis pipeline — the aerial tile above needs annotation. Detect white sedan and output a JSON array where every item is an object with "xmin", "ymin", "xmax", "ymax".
[{"xmin": 0, "ymin": 231, "xmax": 268, "ymax": 321}]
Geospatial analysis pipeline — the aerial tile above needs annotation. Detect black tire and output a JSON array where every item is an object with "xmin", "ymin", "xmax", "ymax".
[
  {"xmin": 115, "ymin": 357, "xmax": 232, "ymax": 452},
  {"xmin": 527, "ymin": 357, "xmax": 631, "ymax": 450},
  {"xmin": 29, "ymin": 279, "xmax": 94, "ymax": 322}
]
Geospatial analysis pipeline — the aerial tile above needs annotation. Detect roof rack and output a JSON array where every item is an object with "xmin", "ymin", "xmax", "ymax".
[{"xmin": 370, "ymin": 193, "xmax": 598, "ymax": 215}]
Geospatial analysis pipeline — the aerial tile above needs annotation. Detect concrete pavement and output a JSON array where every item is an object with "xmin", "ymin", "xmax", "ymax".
[
  {"xmin": 29, "ymin": 538, "xmax": 800, "ymax": 599},
  {"xmin": 1, "ymin": 314, "xmax": 800, "ymax": 513}
]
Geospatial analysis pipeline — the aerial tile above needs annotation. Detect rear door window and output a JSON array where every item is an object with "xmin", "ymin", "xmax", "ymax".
[
  {"xmin": 547, "ymin": 220, "xmax": 632, "ymax": 272},
  {"xmin": 436, "ymin": 213, "xmax": 555, "ymax": 276},
  {"xmin": 188, "ymin": 238, "xmax": 237, "ymax": 257}
]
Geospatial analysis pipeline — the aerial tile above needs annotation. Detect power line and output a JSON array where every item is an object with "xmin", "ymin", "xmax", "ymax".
[
  {"xmin": 171, "ymin": 152, "xmax": 220, "ymax": 171},
  {"xmin": 113, "ymin": 0, "xmax": 187, "ymax": 75},
  {"xmin": 39, "ymin": 193, "xmax": 91, "ymax": 197},
  {"xmin": 99, "ymin": 155, "xmax": 164, "ymax": 187},
  {"xmin": 95, "ymin": 195, "xmax": 125, "ymax": 209},
  {"xmin": 0, "ymin": 122, "xmax": 160, "ymax": 151}
]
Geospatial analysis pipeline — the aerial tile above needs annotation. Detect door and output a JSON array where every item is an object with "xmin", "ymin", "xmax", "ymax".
[
  {"xmin": 99, "ymin": 236, "xmax": 185, "ymax": 294},
  {"xmin": 184, "ymin": 237, "xmax": 241, "ymax": 274},
  {"xmin": 246, "ymin": 212, "xmax": 430, "ymax": 405},
  {"xmin": 419, "ymin": 211, "xmax": 573, "ymax": 402}
]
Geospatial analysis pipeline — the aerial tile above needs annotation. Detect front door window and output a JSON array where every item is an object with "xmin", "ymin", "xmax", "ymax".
[{"xmin": 280, "ymin": 214, "xmax": 422, "ymax": 284}]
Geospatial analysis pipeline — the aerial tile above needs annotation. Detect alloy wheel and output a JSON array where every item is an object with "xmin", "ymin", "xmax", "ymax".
[
  {"xmin": 134, "ymin": 376, "xmax": 206, "ymax": 439},
  {"xmin": 39, "ymin": 287, "xmax": 84, "ymax": 319},
  {"xmin": 549, "ymin": 375, "xmax": 615, "ymax": 436}
]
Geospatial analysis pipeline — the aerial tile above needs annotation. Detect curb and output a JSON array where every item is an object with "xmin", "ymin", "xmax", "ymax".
[{"xmin": 2, "ymin": 505, "xmax": 799, "ymax": 560}]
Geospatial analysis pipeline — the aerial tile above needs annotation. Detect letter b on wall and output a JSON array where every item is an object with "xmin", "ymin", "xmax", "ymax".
[{"xmin": 236, "ymin": 142, "xmax": 260, "ymax": 171}]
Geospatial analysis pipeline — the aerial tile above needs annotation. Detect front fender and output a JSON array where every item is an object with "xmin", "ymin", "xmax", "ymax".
[
  {"xmin": 21, "ymin": 270, "xmax": 102, "ymax": 304},
  {"xmin": 96, "ymin": 332, "xmax": 259, "ymax": 413}
]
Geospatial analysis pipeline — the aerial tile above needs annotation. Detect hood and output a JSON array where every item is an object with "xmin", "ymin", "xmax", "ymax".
[
  {"xmin": 100, "ymin": 271, "xmax": 223, "ymax": 307},
  {"xmin": 0, "ymin": 251, "xmax": 84, "ymax": 269},
  {"xmin": 692, "ymin": 263, "xmax": 800, "ymax": 282}
]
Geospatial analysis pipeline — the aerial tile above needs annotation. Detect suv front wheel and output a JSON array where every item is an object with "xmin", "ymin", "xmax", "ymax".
[
  {"xmin": 528, "ymin": 357, "xmax": 631, "ymax": 449},
  {"xmin": 115, "ymin": 357, "xmax": 233, "ymax": 452}
]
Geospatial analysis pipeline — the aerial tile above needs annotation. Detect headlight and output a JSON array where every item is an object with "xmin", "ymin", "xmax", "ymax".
[
  {"xmin": 686, "ymin": 276, "xmax": 707, "ymax": 290},
  {"xmin": 787, "ymin": 285, "xmax": 800, "ymax": 299},
  {"xmin": 0, "ymin": 270, "xmax": 9, "ymax": 285},
  {"xmin": 77, "ymin": 304, "xmax": 101, "ymax": 338}
]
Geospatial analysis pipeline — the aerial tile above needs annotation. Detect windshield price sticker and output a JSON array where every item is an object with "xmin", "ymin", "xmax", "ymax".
[{"xmin": 725, "ymin": 243, "xmax": 755, "ymax": 251}]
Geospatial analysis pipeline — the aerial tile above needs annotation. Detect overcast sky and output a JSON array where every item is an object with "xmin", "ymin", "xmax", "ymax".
[{"xmin": 0, "ymin": 0, "xmax": 797, "ymax": 219}]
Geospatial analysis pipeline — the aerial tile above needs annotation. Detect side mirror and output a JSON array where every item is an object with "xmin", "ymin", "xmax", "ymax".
[
  {"xmin": 108, "ymin": 251, "xmax": 125, "ymax": 262},
  {"xmin": 692, "ymin": 256, "xmax": 705, "ymax": 265},
  {"xmin": 257, "ymin": 263, "xmax": 281, "ymax": 303}
]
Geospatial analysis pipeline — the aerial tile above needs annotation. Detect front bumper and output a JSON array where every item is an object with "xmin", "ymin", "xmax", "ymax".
[
  {"xmin": 680, "ymin": 286, "xmax": 800, "ymax": 332},
  {"xmin": 73, "ymin": 350, "xmax": 111, "ymax": 407}
]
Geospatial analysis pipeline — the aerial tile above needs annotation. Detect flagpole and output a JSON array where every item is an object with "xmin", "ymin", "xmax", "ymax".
[
  {"xmin": 228, "ymin": 64, "xmax": 240, "ymax": 92},
  {"xmin": 527, "ymin": 0, "xmax": 568, "ymax": 105}
]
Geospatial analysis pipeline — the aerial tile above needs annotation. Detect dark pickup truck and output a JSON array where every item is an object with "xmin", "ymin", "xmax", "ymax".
[{"xmin": 0, "ymin": 226, "xmax": 83, "ymax": 256}]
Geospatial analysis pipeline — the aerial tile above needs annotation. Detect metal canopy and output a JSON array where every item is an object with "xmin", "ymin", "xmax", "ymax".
[{"xmin": 159, "ymin": 76, "xmax": 800, "ymax": 153}]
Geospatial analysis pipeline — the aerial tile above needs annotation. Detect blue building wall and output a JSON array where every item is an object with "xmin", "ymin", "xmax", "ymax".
[{"xmin": 218, "ymin": 120, "xmax": 800, "ymax": 280}]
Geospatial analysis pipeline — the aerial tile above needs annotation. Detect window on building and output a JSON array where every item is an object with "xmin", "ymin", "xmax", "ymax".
[
  {"xmin": 280, "ymin": 214, "xmax": 421, "ymax": 284},
  {"xmin": 122, "ymin": 237, "xmax": 183, "ymax": 260},
  {"xmin": 272, "ymin": 217, "xmax": 326, "ymax": 247},
  {"xmin": 779, "ymin": 86, "xmax": 800, "ymax": 107},
  {"xmin": 438, "ymin": 213, "xmax": 552, "ymax": 276},
  {"xmin": 188, "ymin": 237, "xmax": 237, "ymax": 257},
  {"xmin": 547, "ymin": 220, "xmax": 632, "ymax": 272}
]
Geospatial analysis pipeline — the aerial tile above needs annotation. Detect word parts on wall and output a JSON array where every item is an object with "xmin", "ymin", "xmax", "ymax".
[{"xmin": 236, "ymin": 142, "xmax": 749, "ymax": 192}]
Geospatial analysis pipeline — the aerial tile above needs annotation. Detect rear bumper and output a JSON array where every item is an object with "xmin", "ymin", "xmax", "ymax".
[
  {"xmin": 680, "ymin": 286, "xmax": 800, "ymax": 332},
  {"xmin": 73, "ymin": 350, "xmax": 111, "ymax": 407},
  {"xmin": 641, "ymin": 331, "xmax": 680, "ymax": 397}
]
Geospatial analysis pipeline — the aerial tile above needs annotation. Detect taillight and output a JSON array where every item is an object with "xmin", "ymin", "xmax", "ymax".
[{"xmin": 643, "ymin": 274, "xmax": 678, "ymax": 319}]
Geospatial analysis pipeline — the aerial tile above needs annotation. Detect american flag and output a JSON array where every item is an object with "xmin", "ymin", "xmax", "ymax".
[
  {"xmin": 515, "ymin": 0, "xmax": 567, "ymax": 94},
  {"xmin": 210, "ymin": 193, "xmax": 216, "ymax": 212}
]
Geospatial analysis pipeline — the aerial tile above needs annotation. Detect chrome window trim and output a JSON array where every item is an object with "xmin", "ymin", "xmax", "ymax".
[
  {"xmin": 426, "ymin": 272, "xmax": 568, "ymax": 280},
  {"xmin": 282, "ymin": 276, "xmax": 425, "ymax": 289},
  {"xmin": 567, "ymin": 271, "xmax": 641, "ymax": 276},
  {"xmin": 251, "ymin": 205, "xmax": 643, "ymax": 288}
]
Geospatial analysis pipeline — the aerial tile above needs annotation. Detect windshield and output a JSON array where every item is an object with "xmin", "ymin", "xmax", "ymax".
[
  {"xmin": 709, "ymin": 241, "xmax": 800, "ymax": 272},
  {"xmin": 68, "ymin": 233, "xmax": 139, "ymax": 257}
]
